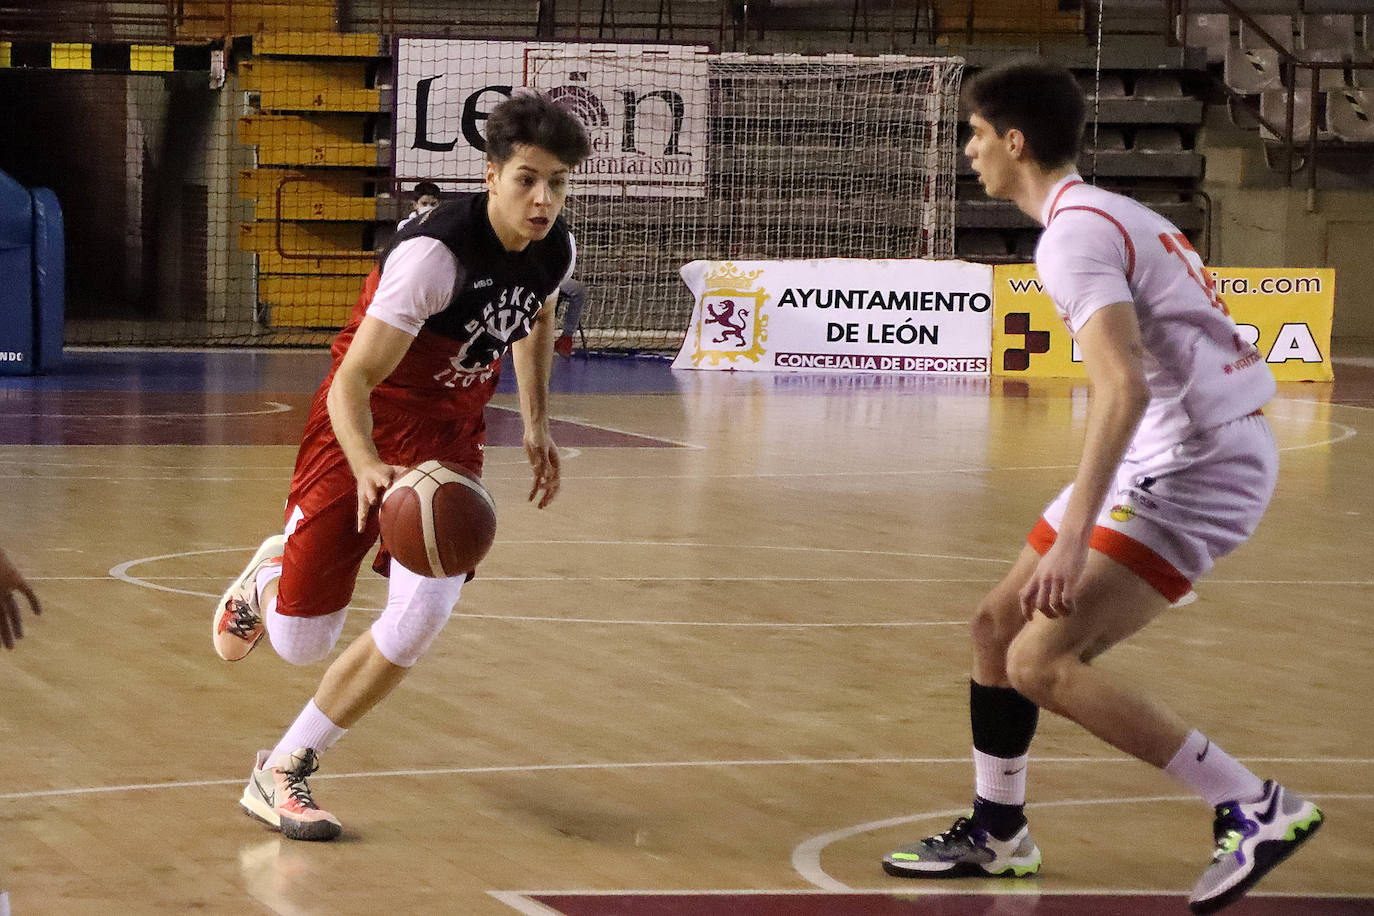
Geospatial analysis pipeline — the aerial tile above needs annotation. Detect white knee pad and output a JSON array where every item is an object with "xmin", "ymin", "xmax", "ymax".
[
  {"xmin": 370, "ymin": 560, "xmax": 464, "ymax": 668},
  {"xmin": 266, "ymin": 601, "xmax": 348, "ymax": 666}
]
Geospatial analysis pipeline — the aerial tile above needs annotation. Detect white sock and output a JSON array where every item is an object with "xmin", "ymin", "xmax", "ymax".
[
  {"xmin": 254, "ymin": 561, "xmax": 282, "ymax": 609},
  {"xmin": 1165, "ymin": 729, "xmax": 1265, "ymax": 808},
  {"xmin": 974, "ymin": 749, "xmax": 1029, "ymax": 805},
  {"xmin": 268, "ymin": 700, "xmax": 347, "ymax": 768}
]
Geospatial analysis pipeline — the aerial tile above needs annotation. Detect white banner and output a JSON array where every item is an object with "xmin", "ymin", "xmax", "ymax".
[
  {"xmin": 672, "ymin": 259, "xmax": 994, "ymax": 375},
  {"xmin": 395, "ymin": 40, "xmax": 708, "ymax": 197}
]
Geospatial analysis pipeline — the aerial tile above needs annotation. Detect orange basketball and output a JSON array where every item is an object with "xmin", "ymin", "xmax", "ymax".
[{"xmin": 379, "ymin": 460, "xmax": 497, "ymax": 578}]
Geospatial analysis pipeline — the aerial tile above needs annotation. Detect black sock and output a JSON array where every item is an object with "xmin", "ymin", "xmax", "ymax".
[
  {"xmin": 969, "ymin": 680, "xmax": 1039, "ymax": 840},
  {"xmin": 970, "ymin": 680, "xmax": 1039, "ymax": 758},
  {"xmin": 973, "ymin": 796, "xmax": 1027, "ymax": 842}
]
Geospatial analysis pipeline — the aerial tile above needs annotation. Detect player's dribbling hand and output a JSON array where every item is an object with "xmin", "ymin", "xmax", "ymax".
[
  {"xmin": 0, "ymin": 547, "xmax": 40, "ymax": 650},
  {"xmin": 524, "ymin": 431, "xmax": 561, "ymax": 509},
  {"xmin": 353, "ymin": 460, "xmax": 407, "ymax": 533}
]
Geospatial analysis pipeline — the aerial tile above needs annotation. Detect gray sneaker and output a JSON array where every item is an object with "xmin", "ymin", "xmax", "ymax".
[
  {"xmin": 240, "ymin": 747, "xmax": 342, "ymax": 842},
  {"xmin": 883, "ymin": 815, "xmax": 1041, "ymax": 878},
  {"xmin": 1188, "ymin": 780, "xmax": 1323, "ymax": 914}
]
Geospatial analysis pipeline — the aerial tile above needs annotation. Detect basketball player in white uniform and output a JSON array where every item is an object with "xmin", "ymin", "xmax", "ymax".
[{"xmin": 881, "ymin": 61, "xmax": 1322, "ymax": 915}]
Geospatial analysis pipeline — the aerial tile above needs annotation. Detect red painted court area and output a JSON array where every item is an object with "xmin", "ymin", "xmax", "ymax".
[{"xmin": 523, "ymin": 893, "xmax": 1374, "ymax": 916}]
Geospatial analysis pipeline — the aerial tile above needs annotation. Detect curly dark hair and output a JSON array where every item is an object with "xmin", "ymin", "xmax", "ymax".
[
  {"xmin": 965, "ymin": 59, "xmax": 1085, "ymax": 169},
  {"xmin": 485, "ymin": 91, "xmax": 592, "ymax": 168}
]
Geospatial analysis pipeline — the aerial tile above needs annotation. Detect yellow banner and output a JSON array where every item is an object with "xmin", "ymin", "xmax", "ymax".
[{"xmin": 992, "ymin": 265, "xmax": 1335, "ymax": 381}]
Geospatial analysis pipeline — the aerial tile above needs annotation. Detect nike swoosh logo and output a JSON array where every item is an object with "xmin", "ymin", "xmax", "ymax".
[
  {"xmin": 1196, "ymin": 740, "xmax": 1211, "ymax": 763},
  {"xmin": 1003, "ymin": 766, "xmax": 1026, "ymax": 776},
  {"xmin": 1256, "ymin": 788, "xmax": 1282, "ymax": 825}
]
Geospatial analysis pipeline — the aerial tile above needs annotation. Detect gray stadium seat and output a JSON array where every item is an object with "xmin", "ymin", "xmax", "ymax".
[
  {"xmin": 1088, "ymin": 128, "xmax": 1127, "ymax": 150},
  {"xmin": 1134, "ymin": 72, "xmax": 1183, "ymax": 98},
  {"xmin": 958, "ymin": 231, "xmax": 1011, "ymax": 260},
  {"xmin": 1242, "ymin": 14, "xmax": 1295, "ymax": 53},
  {"xmin": 1300, "ymin": 14, "xmax": 1358, "ymax": 83},
  {"xmin": 1077, "ymin": 73, "xmax": 1126, "ymax": 98},
  {"xmin": 1259, "ymin": 88, "xmax": 1321, "ymax": 141},
  {"xmin": 1326, "ymin": 87, "xmax": 1374, "ymax": 141},
  {"xmin": 1131, "ymin": 188, "xmax": 1182, "ymax": 205},
  {"xmin": 1176, "ymin": 13, "xmax": 1230, "ymax": 65},
  {"xmin": 1135, "ymin": 127, "xmax": 1184, "ymax": 151},
  {"xmin": 1225, "ymin": 36, "xmax": 1282, "ymax": 93},
  {"xmin": 1305, "ymin": 0, "xmax": 1374, "ymax": 11}
]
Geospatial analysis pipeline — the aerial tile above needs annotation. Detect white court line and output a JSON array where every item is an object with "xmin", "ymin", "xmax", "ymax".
[
  {"xmin": 490, "ymin": 887, "xmax": 1372, "ymax": 907},
  {"xmin": 0, "ymin": 401, "xmax": 293, "ymax": 420},
  {"xmin": 488, "ymin": 404, "xmax": 704, "ymax": 449},
  {"xmin": 791, "ymin": 792, "xmax": 1374, "ymax": 893},
  {"xmin": 3, "ymin": 755, "xmax": 1370, "ymax": 803},
  {"xmin": 104, "ymin": 543, "xmax": 1374, "ymax": 626},
  {"xmin": 488, "ymin": 893, "xmax": 566, "ymax": 916}
]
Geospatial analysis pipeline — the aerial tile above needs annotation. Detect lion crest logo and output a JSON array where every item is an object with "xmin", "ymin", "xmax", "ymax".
[
  {"xmin": 705, "ymin": 298, "xmax": 750, "ymax": 348},
  {"xmin": 690, "ymin": 263, "xmax": 769, "ymax": 366}
]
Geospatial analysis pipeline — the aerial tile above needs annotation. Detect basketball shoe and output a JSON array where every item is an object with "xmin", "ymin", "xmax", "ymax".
[
  {"xmin": 1188, "ymin": 780, "xmax": 1323, "ymax": 914},
  {"xmin": 240, "ymin": 747, "xmax": 342, "ymax": 842},
  {"xmin": 212, "ymin": 534, "xmax": 285, "ymax": 661},
  {"xmin": 882, "ymin": 814, "xmax": 1041, "ymax": 878}
]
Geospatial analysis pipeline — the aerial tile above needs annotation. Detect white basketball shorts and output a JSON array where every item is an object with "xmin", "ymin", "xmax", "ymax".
[{"xmin": 1029, "ymin": 411, "xmax": 1278, "ymax": 601}]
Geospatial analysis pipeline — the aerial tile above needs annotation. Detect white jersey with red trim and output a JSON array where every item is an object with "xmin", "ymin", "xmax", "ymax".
[{"xmin": 1035, "ymin": 174, "xmax": 1276, "ymax": 460}]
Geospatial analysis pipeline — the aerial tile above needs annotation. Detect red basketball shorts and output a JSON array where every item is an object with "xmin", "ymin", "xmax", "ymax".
[
  {"xmin": 275, "ymin": 405, "xmax": 486, "ymax": 619},
  {"xmin": 1029, "ymin": 412, "xmax": 1278, "ymax": 602}
]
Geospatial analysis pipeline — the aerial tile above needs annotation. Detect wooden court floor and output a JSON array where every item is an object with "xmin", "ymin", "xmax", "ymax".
[{"xmin": 0, "ymin": 351, "xmax": 1370, "ymax": 915}]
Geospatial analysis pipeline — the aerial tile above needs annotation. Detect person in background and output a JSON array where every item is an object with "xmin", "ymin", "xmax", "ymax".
[
  {"xmin": 553, "ymin": 276, "xmax": 586, "ymax": 357},
  {"xmin": 396, "ymin": 181, "xmax": 441, "ymax": 230}
]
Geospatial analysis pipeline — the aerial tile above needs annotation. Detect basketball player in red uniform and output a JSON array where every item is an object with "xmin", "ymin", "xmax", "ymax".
[
  {"xmin": 880, "ymin": 61, "xmax": 1321, "ymax": 914},
  {"xmin": 211, "ymin": 92, "xmax": 589, "ymax": 840}
]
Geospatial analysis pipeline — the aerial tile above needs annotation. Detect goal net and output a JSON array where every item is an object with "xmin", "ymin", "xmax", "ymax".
[{"xmin": 531, "ymin": 50, "xmax": 965, "ymax": 350}]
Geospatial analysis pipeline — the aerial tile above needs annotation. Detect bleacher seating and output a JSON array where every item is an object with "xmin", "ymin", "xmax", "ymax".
[
  {"xmin": 1173, "ymin": 0, "xmax": 1374, "ymax": 177},
  {"xmin": 955, "ymin": 50, "xmax": 1211, "ymax": 263},
  {"xmin": 1243, "ymin": 14, "xmax": 1296, "ymax": 53},
  {"xmin": 1177, "ymin": 13, "xmax": 1229, "ymax": 65},
  {"xmin": 1260, "ymin": 87, "xmax": 1321, "ymax": 142},
  {"xmin": 1224, "ymin": 30, "xmax": 1282, "ymax": 93},
  {"xmin": 1327, "ymin": 86, "xmax": 1374, "ymax": 141}
]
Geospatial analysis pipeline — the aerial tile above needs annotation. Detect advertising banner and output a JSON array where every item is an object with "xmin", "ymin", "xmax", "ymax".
[
  {"xmin": 673, "ymin": 259, "xmax": 994, "ymax": 375},
  {"xmin": 992, "ymin": 264, "xmax": 1335, "ymax": 382},
  {"xmin": 395, "ymin": 40, "xmax": 708, "ymax": 197}
]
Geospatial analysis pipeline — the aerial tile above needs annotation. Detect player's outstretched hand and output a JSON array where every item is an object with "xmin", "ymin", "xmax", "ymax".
[
  {"xmin": 0, "ymin": 547, "xmax": 40, "ymax": 650},
  {"xmin": 525, "ymin": 431, "xmax": 561, "ymax": 509}
]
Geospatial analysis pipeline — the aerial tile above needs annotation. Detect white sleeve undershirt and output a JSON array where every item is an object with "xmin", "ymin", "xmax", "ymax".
[{"xmin": 365, "ymin": 237, "xmax": 461, "ymax": 336}]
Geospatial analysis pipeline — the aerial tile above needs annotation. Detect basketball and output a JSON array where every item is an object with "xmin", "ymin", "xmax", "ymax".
[{"xmin": 379, "ymin": 460, "xmax": 497, "ymax": 578}]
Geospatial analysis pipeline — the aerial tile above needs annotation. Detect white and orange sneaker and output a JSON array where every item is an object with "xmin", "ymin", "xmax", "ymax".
[
  {"xmin": 240, "ymin": 747, "xmax": 342, "ymax": 842},
  {"xmin": 212, "ymin": 535, "xmax": 285, "ymax": 661}
]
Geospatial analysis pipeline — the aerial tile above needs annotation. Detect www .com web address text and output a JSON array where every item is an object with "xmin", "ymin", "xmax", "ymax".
[{"xmin": 1005, "ymin": 276, "xmax": 1324, "ymax": 296}]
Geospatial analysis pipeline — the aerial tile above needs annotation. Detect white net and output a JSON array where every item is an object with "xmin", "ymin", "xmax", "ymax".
[{"xmin": 531, "ymin": 51, "xmax": 966, "ymax": 350}]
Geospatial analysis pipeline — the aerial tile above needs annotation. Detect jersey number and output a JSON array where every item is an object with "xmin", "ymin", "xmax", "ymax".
[
  {"xmin": 1159, "ymin": 232, "xmax": 1251, "ymax": 353},
  {"xmin": 1159, "ymin": 232, "xmax": 1230, "ymax": 316}
]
